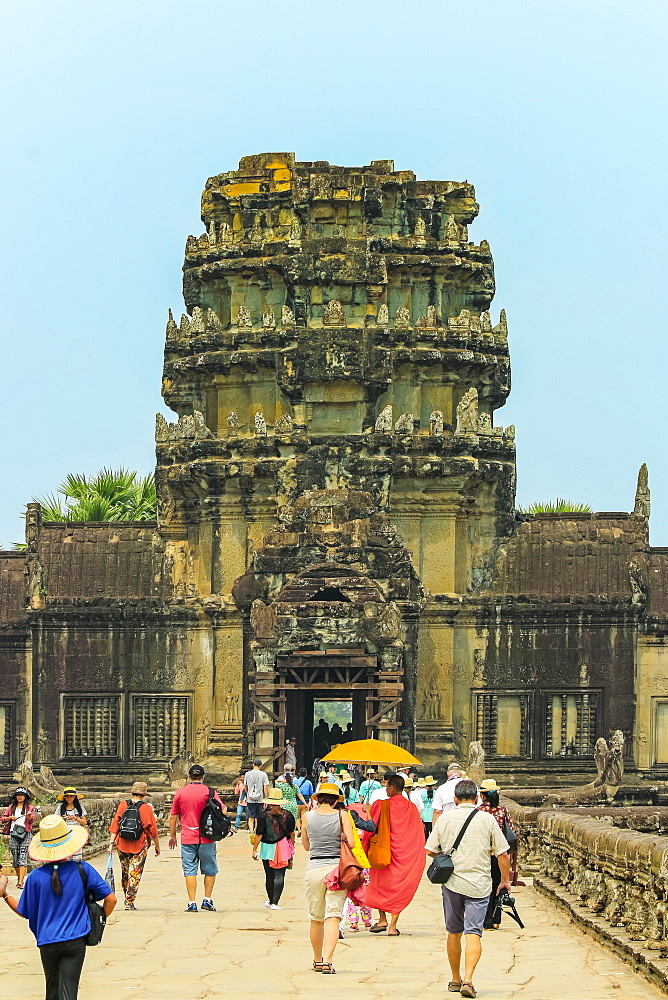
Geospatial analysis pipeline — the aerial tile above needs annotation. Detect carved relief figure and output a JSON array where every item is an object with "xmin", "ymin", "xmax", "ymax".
[
  {"xmin": 455, "ymin": 387, "xmax": 479, "ymax": 435},
  {"xmin": 36, "ymin": 727, "xmax": 52, "ymax": 762},
  {"xmin": 275, "ymin": 413, "xmax": 293, "ymax": 433},
  {"xmin": 477, "ymin": 412, "xmax": 492, "ymax": 434},
  {"xmin": 416, "ymin": 305, "xmax": 437, "ymax": 328},
  {"xmin": 444, "ymin": 215, "xmax": 459, "ymax": 240},
  {"xmin": 467, "ymin": 741, "xmax": 486, "ymax": 787},
  {"xmin": 394, "ymin": 306, "xmax": 410, "ymax": 329},
  {"xmin": 193, "ymin": 410, "xmax": 213, "ymax": 439},
  {"xmin": 593, "ymin": 730, "xmax": 625, "ymax": 801},
  {"xmin": 195, "ymin": 717, "xmax": 210, "ymax": 755},
  {"xmin": 377, "ymin": 303, "xmax": 389, "ymax": 325},
  {"xmin": 167, "ymin": 748, "xmax": 195, "ymax": 788},
  {"xmin": 414, "ymin": 216, "xmax": 426, "ymax": 237},
  {"xmin": 375, "ymin": 405, "xmax": 393, "ymax": 432},
  {"xmin": 237, "ymin": 305, "xmax": 252, "ymax": 328},
  {"xmin": 227, "ymin": 411, "xmax": 240, "ymax": 433},
  {"xmin": 254, "ymin": 412, "xmax": 267, "ymax": 436},
  {"xmin": 281, "ymin": 304, "xmax": 295, "ymax": 326},
  {"xmin": 394, "ymin": 412, "xmax": 414, "ymax": 433},
  {"xmin": 223, "ymin": 691, "xmax": 240, "ymax": 725},
  {"xmin": 429, "ymin": 410, "xmax": 443, "ymax": 436},
  {"xmin": 262, "ymin": 310, "xmax": 276, "ymax": 329}
]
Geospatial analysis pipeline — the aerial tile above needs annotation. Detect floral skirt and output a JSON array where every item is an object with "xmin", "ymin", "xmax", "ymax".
[{"xmin": 9, "ymin": 829, "xmax": 30, "ymax": 869}]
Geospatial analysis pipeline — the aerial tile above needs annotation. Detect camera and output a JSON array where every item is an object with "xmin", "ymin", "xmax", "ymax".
[{"xmin": 491, "ymin": 889, "xmax": 524, "ymax": 929}]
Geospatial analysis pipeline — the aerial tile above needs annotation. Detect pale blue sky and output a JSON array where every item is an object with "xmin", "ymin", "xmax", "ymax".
[{"xmin": 1, "ymin": 1, "xmax": 667, "ymax": 546}]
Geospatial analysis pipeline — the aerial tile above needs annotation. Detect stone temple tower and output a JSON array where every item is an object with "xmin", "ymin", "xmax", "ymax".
[{"xmin": 157, "ymin": 153, "xmax": 515, "ymax": 772}]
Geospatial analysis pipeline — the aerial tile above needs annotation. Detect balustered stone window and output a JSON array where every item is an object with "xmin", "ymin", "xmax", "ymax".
[
  {"xmin": 544, "ymin": 690, "xmax": 599, "ymax": 757},
  {"xmin": 0, "ymin": 703, "xmax": 13, "ymax": 766},
  {"xmin": 474, "ymin": 691, "xmax": 532, "ymax": 758},
  {"xmin": 131, "ymin": 695, "xmax": 189, "ymax": 759},
  {"xmin": 63, "ymin": 696, "xmax": 120, "ymax": 758}
]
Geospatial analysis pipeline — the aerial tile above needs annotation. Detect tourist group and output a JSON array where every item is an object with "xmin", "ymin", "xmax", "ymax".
[{"xmin": 0, "ymin": 759, "xmax": 517, "ymax": 1000}]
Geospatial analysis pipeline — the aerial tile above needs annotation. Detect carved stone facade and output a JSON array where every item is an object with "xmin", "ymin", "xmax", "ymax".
[{"xmin": 0, "ymin": 153, "xmax": 667, "ymax": 785}]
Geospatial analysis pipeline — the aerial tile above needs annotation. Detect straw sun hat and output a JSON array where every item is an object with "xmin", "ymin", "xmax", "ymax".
[
  {"xmin": 480, "ymin": 779, "xmax": 500, "ymax": 793},
  {"xmin": 262, "ymin": 787, "xmax": 288, "ymax": 806},
  {"xmin": 316, "ymin": 782, "xmax": 343, "ymax": 798},
  {"xmin": 29, "ymin": 814, "xmax": 89, "ymax": 863},
  {"xmin": 56, "ymin": 786, "xmax": 84, "ymax": 802},
  {"xmin": 423, "ymin": 775, "xmax": 437, "ymax": 786}
]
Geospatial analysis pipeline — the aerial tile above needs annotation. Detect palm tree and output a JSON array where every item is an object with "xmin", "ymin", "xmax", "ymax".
[{"xmin": 34, "ymin": 468, "xmax": 156, "ymax": 522}]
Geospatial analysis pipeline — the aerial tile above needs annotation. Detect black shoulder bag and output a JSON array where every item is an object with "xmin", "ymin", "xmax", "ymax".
[
  {"xmin": 427, "ymin": 809, "xmax": 479, "ymax": 885},
  {"xmin": 76, "ymin": 862, "xmax": 106, "ymax": 946},
  {"xmin": 502, "ymin": 808, "xmax": 518, "ymax": 851}
]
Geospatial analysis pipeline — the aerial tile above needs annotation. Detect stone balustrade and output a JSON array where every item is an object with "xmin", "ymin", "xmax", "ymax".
[{"xmin": 507, "ymin": 798, "xmax": 668, "ymax": 951}]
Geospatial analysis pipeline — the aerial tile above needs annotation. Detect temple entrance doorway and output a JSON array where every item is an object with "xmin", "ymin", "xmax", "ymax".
[{"xmin": 287, "ymin": 690, "xmax": 367, "ymax": 773}]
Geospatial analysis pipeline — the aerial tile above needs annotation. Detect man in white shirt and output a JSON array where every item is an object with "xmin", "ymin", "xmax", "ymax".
[
  {"xmin": 432, "ymin": 763, "xmax": 465, "ymax": 822},
  {"xmin": 409, "ymin": 778, "xmax": 426, "ymax": 811}
]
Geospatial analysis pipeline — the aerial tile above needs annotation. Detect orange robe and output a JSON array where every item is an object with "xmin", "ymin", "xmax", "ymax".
[{"xmin": 363, "ymin": 795, "xmax": 425, "ymax": 913}]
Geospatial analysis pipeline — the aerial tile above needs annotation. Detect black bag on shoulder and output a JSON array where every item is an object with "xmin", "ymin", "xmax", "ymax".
[
  {"xmin": 117, "ymin": 800, "xmax": 143, "ymax": 841},
  {"xmin": 502, "ymin": 809, "xmax": 518, "ymax": 851},
  {"xmin": 199, "ymin": 786, "xmax": 231, "ymax": 841},
  {"xmin": 427, "ymin": 808, "xmax": 479, "ymax": 885},
  {"xmin": 76, "ymin": 862, "xmax": 106, "ymax": 946}
]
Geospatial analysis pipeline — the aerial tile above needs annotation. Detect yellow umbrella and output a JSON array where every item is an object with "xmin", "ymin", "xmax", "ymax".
[{"xmin": 320, "ymin": 738, "xmax": 421, "ymax": 767}]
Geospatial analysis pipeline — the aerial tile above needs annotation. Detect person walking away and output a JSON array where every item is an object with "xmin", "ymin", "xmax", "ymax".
[
  {"xmin": 432, "ymin": 763, "xmax": 466, "ymax": 822},
  {"xmin": 244, "ymin": 759, "xmax": 269, "ymax": 835},
  {"xmin": 169, "ymin": 764, "xmax": 225, "ymax": 912},
  {"xmin": 55, "ymin": 788, "xmax": 88, "ymax": 863},
  {"xmin": 359, "ymin": 769, "xmax": 381, "ymax": 804},
  {"xmin": 0, "ymin": 813, "xmax": 116, "ymax": 1000},
  {"xmin": 107, "ymin": 781, "xmax": 160, "ymax": 910},
  {"xmin": 276, "ymin": 769, "xmax": 308, "ymax": 821},
  {"xmin": 234, "ymin": 772, "xmax": 248, "ymax": 831},
  {"xmin": 478, "ymin": 778, "xmax": 517, "ymax": 929},
  {"xmin": 285, "ymin": 738, "xmax": 298, "ymax": 770},
  {"xmin": 295, "ymin": 768, "xmax": 314, "ymax": 832},
  {"xmin": 1, "ymin": 786, "xmax": 36, "ymax": 888},
  {"xmin": 341, "ymin": 773, "xmax": 360, "ymax": 805},
  {"xmin": 364, "ymin": 774, "xmax": 424, "ymax": 936},
  {"xmin": 251, "ymin": 787, "xmax": 296, "ymax": 909},
  {"xmin": 301, "ymin": 782, "xmax": 355, "ymax": 974},
  {"xmin": 419, "ymin": 776, "xmax": 437, "ymax": 838},
  {"xmin": 426, "ymin": 779, "xmax": 511, "ymax": 998}
]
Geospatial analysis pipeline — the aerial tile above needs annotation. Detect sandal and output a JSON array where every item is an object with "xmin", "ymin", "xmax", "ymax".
[
  {"xmin": 16, "ymin": 883, "xmax": 24, "ymax": 889},
  {"xmin": 369, "ymin": 923, "xmax": 388, "ymax": 933},
  {"xmin": 312, "ymin": 960, "xmax": 325, "ymax": 972},
  {"xmin": 321, "ymin": 963, "xmax": 336, "ymax": 974},
  {"xmin": 460, "ymin": 984, "xmax": 476, "ymax": 998},
  {"xmin": 387, "ymin": 929, "xmax": 401, "ymax": 936},
  {"xmin": 448, "ymin": 984, "xmax": 462, "ymax": 993}
]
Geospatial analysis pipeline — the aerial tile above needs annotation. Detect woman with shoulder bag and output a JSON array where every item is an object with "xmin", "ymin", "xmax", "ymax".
[
  {"xmin": 251, "ymin": 787, "xmax": 296, "ymax": 909},
  {"xmin": 478, "ymin": 779, "xmax": 518, "ymax": 929},
  {"xmin": 0, "ymin": 813, "xmax": 116, "ymax": 1000},
  {"xmin": 1, "ymin": 786, "xmax": 37, "ymax": 889}
]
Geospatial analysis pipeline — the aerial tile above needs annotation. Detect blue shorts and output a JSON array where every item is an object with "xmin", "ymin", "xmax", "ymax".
[
  {"xmin": 246, "ymin": 802, "xmax": 262, "ymax": 819},
  {"xmin": 181, "ymin": 842, "xmax": 219, "ymax": 877},
  {"xmin": 442, "ymin": 886, "xmax": 490, "ymax": 937}
]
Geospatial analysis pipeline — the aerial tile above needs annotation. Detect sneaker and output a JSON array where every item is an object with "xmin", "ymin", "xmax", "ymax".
[
  {"xmin": 124, "ymin": 902, "xmax": 137, "ymax": 911},
  {"xmin": 186, "ymin": 902, "xmax": 198, "ymax": 912},
  {"xmin": 270, "ymin": 903, "xmax": 282, "ymax": 910},
  {"xmin": 264, "ymin": 900, "xmax": 272, "ymax": 908},
  {"xmin": 201, "ymin": 898, "xmax": 216, "ymax": 911}
]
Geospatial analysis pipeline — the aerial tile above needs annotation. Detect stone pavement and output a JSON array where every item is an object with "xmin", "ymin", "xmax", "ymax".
[{"xmin": 1, "ymin": 832, "xmax": 664, "ymax": 1000}]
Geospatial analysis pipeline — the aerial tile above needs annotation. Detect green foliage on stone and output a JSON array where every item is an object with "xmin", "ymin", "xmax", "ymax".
[
  {"xmin": 518, "ymin": 499, "xmax": 593, "ymax": 514},
  {"xmin": 33, "ymin": 468, "xmax": 157, "ymax": 522}
]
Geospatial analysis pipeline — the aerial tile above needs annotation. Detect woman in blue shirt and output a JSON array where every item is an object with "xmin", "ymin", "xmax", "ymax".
[{"xmin": 0, "ymin": 813, "xmax": 116, "ymax": 1000}]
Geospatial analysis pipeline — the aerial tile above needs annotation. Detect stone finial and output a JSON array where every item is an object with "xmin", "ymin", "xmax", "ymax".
[
  {"xmin": 254, "ymin": 411, "xmax": 267, "ymax": 436},
  {"xmin": 323, "ymin": 299, "xmax": 346, "ymax": 326},
  {"xmin": 377, "ymin": 304, "xmax": 389, "ymax": 326},
  {"xmin": 237, "ymin": 305, "xmax": 252, "ymax": 329},
  {"xmin": 449, "ymin": 308, "xmax": 471, "ymax": 330},
  {"xmin": 281, "ymin": 304, "xmax": 295, "ymax": 326},
  {"xmin": 494, "ymin": 308, "xmax": 508, "ymax": 337},
  {"xmin": 480, "ymin": 239, "xmax": 491, "ymax": 254},
  {"xmin": 395, "ymin": 306, "xmax": 410, "ymax": 329},
  {"xmin": 375, "ymin": 404, "xmax": 393, "ymax": 432},
  {"xmin": 459, "ymin": 224, "xmax": 468, "ymax": 242},
  {"xmin": 193, "ymin": 410, "xmax": 213, "ymax": 439},
  {"xmin": 478, "ymin": 412, "xmax": 492, "ymax": 434},
  {"xmin": 481, "ymin": 310, "xmax": 493, "ymax": 333},
  {"xmin": 503, "ymin": 424, "xmax": 515, "ymax": 443},
  {"xmin": 444, "ymin": 215, "xmax": 459, "ymax": 240},
  {"xmin": 414, "ymin": 216, "xmax": 426, "ymax": 237},
  {"xmin": 206, "ymin": 308, "xmax": 222, "ymax": 331},
  {"xmin": 416, "ymin": 305, "xmax": 437, "ymax": 329},
  {"xmin": 429, "ymin": 410, "xmax": 444, "ymax": 436},
  {"xmin": 186, "ymin": 235, "xmax": 197, "ymax": 254},
  {"xmin": 394, "ymin": 412, "xmax": 414, "ymax": 433},
  {"xmin": 190, "ymin": 306, "xmax": 205, "ymax": 333},
  {"xmin": 176, "ymin": 414, "xmax": 196, "ymax": 439},
  {"xmin": 262, "ymin": 310, "xmax": 276, "ymax": 329},
  {"xmin": 166, "ymin": 308, "xmax": 178, "ymax": 340},
  {"xmin": 275, "ymin": 413, "xmax": 293, "ymax": 433},
  {"xmin": 227, "ymin": 411, "xmax": 240, "ymax": 433},
  {"xmin": 634, "ymin": 463, "xmax": 650, "ymax": 518},
  {"xmin": 207, "ymin": 221, "xmax": 217, "ymax": 246},
  {"xmin": 155, "ymin": 413, "xmax": 169, "ymax": 443},
  {"xmin": 455, "ymin": 386, "xmax": 479, "ymax": 435},
  {"xmin": 179, "ymin": 313, "xmax": 191, "ymax": 337}
]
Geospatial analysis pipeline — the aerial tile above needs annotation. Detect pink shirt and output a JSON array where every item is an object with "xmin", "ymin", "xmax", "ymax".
[{"xmin": 170, "ymin": 783, "xmax": 223, "ymax": 845}]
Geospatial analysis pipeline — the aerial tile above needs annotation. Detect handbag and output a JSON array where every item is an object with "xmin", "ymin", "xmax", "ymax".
[
  {"xmin": 77, "ymin": 862, "xmax": 107, "ymax": 946},
  {"xmin": 337, "ymin": 813, "xmax": 365, "ymax": 892},
  {"xmin": 427, "ymin": 808, "xmax": 479, "ymax": 885},
  {"xmin": 502, "ymin": 810, "xmax": 518, "ymax": 851}
]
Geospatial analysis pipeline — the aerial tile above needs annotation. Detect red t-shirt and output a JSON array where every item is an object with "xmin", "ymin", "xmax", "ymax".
[{"xmin": 170, "ymin": 783, "xmax": 224, "ymax": 845}]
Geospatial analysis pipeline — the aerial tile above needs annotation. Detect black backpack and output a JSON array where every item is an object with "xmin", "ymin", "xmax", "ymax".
[
  {"xmin": 117, "ymin": 800, "xmax": 143, "ymax": 841},
  {"xmin": 199, "ymin": 786, "xmax": 231, "ymax": 841}
]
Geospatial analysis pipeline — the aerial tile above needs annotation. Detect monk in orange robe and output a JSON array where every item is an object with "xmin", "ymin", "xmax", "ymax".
[{"xmin": 363, "ymin": 773, "xmax": 425, "ymax": 934}]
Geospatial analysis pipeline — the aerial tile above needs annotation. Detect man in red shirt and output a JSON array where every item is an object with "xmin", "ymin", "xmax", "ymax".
[{"xmin": 169, "ymin": 764, "xmax": 225, "ymax": 912}]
